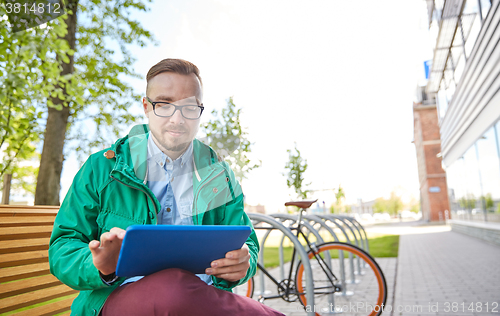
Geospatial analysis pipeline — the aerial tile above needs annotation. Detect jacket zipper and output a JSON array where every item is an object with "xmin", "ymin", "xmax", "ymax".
[
  {"xmin": 193, "ymin": 169, "xmax": 225, "ymax": 225},
  {"xmin": 110, "ymin": 175, "xmax": 158, "ymax": 224}
]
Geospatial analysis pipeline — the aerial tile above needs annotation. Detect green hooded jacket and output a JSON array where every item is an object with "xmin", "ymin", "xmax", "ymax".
[{"xmin": 49, "ymin": 125, "xmax": 259, "ymax": 316}]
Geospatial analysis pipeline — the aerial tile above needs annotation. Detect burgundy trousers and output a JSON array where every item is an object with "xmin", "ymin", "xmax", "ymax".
[{"xmin": 100, "ymin": 268, "xmax": 284, "ymax": 316}]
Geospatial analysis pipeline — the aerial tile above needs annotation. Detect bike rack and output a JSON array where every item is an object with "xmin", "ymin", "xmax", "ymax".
[
  {"xmin": 336, "ymin": 215, "xmax": 370, "ymax": 253},
  {"xmin": 335, "ymin": 215, "xmax": 371, "ymax": 270},
  {"xmin": 301, "ymin": 214, "xmax": 355, "ymax": 300},
  {"xmin": 325, "ymin": 215, "xmax": 363, "ymax": 276},
  {"xmin": 269, "ymin": 213, "xmax": 325, "ymax": 282},
  {"xmin": 314, "ymin": 214, "xmax": 360, "ymax": 284},
  {"xmin": 270, "ymin": 213, "xmax": 354, "ymax": 306},
  {"xmin": 248, "ymin": 213, "xmax": 316, "ymax": 316},
  {"xmin": 256, "ymin": 228, "xmax": 273, "ymax": 296}
]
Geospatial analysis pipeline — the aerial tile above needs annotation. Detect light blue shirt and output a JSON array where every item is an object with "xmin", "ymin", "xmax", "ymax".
[{"xmin": 122, "ymin": 136, "xmax": 212, "ymax": 285}]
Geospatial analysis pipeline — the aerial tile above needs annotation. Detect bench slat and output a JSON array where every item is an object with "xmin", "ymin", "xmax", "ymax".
[
  {"xmin": 0, "ymin": 284, "xmax": 77, "ymax": 314},
  {"xmin": 0, "ymin": 238, "xmax": 49, "ymax": 254},
  {"xmin": 0, "ymin": 206, "xmax": 59, "ymax": 217},
  {"xmin": 0, "ymin": 262, "xmax": 50, "ymax": 283},
  {"xmin": 0, "ymin": 250, "xmax": 48, "ymax": 268},
  {"xmin": 0, "ymin": 216, "xmax": 57, "ymax": 228},
  {"xmin": 12, "ymin": 296, "xmax": 76, "ymax": 316},
  {"xmin": 0, "ymin": 205, "xmax": 74, "ymax": 314},
  {"xmin": 0, "ymin": 226, "xmax": 53, "ymax": 241},
  {"xmin": 0, "ymin": 274, "xmax": 61, "ymax": 299}
]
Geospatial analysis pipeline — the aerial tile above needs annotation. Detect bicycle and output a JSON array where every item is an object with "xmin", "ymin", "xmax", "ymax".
[{"xmin": 235, "ymin": 200, "xmax": 388, "ymax": 316}]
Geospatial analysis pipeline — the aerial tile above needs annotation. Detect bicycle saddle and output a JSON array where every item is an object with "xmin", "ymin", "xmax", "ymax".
[{"xmin": 284, "ymin": 199, "xmax": 318, "ymax": 209}]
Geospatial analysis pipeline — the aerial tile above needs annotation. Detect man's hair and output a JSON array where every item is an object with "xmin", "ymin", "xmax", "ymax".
[{"xmin": 146, "ymin": 58, "xmax": 202, "ymax": 94}]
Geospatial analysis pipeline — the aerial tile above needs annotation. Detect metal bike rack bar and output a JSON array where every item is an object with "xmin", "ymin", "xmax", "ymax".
[
  {"xmin": 302, "ymin": 214, "xmax": 353, "ymax": 300},
  {"xmin": 271, "ymin": 213, "xmax": 326, "ymax": 246},
  {"xmin": 316, "ymin": 215, "xmax": 358, "ymax": 284},
  {"xmin": 278, "ymin": 234, "xmax": 287, "ymax": 281},
  {"xmin": 337, "ymin": 215, "xmax": 370, "ymax": 253},
  {"xmin": 248, "ymin": 213, "xmax": 316, "ymax": 316},
  {"xmin": 314, "ymin": 215, "xmax": 351, "ymax": 244},
  {"xmin": 327, "ymin": 215, "xmax": 363, "ymax": 276},
  {"xmin": 302, "ymin": 214, "xmax": 340, "ymax": 242},
  {"xmin": 336, "ymin": 215, "xmax": 370, "ymax": 269},
  {"xmin": 270, "ymin": 213, "xmax": 325, "ymax": 283},
  {"xmin": 256, "ymin": 228, "xmax": 273, "ymax": 296},
  {"xmin": 271, "ymin": 214, "xmax": 349, "ymax": 306}
]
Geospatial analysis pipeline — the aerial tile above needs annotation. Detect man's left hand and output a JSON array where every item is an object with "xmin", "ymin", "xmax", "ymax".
[{"xmin": 206, "ymin": 244, "xmax": 250, "ymax": 282}]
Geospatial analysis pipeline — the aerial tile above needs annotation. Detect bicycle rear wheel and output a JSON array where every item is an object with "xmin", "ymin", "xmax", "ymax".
[{"xmin": 295, "ymin": 242, "xmax": 387, "ymax": 316}]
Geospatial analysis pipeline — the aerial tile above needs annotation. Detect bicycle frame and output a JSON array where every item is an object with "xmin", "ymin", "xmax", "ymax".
[{"xmin": 255, "ymin": 208, "xmax": 340, "ymax": 302}]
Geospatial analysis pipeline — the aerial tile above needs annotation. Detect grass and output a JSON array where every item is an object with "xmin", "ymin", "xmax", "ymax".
[{"xmin": 261, "ymin": 234, "xmax": 399, "ymax": 268}]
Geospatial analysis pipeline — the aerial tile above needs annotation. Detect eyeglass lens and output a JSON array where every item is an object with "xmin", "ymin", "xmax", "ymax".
[{"xmin": 155, "ymin": 103, "xmax": 201, "ymax": 119}]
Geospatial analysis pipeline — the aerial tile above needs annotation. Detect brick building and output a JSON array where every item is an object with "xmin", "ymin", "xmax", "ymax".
[{"xmin": 413, "ymin": 102, "xmax": 450, "ymax": 221}]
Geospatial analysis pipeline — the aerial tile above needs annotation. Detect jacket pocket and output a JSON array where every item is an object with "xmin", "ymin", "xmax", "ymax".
[{"xmin": 96, "ymin": 210, "xmax": 143, "ymax": 233}]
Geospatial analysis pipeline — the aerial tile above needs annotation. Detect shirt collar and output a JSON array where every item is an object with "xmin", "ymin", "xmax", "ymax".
[{"xmin": 147, "ymin": 134, "xmax": 193, "ymax": 167}]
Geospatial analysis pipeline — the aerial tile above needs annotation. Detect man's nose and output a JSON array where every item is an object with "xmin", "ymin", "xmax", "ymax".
[{"xmin": 169, "ymin": 108, "xmax": 185, "ymax": 124}]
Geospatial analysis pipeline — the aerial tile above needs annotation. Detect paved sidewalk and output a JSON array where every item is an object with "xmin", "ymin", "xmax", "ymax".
[
  {"xmin": 253, "ymin": 222, "xmax": 500, "ymax": 315},
  {"xmin": 392, "ymin": 226, "xmax": 500, "ymax": 316}
]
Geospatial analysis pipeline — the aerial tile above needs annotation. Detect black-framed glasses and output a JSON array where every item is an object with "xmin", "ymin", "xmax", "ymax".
[{"xmin": 146, "ymin": 96, "xmax": 204, "ymax": 119}]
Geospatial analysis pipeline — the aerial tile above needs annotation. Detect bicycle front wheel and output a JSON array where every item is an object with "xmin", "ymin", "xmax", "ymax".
[{"xmin": 295, "ymin": 242, "xmax": 387, "ymax": 316}]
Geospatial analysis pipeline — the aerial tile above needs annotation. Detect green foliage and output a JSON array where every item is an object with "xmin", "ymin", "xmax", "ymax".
[
  {"xmin": 409, "ymin": 199, "xmax": 420, "ymax": 213},
  {"xmin": 335, "ymin": 184, "xmax": 345, "ymax": 206},
  {"xmin": 0, "ymin": 8, "xmax": 71, "ymax": 190},
  {"xmin": 64, "ymin": 0, "xmax": 157, "ymax": 164},
  {"xmin": 0, "ymin": 163, "xmax": 39, "ymax": 198},
  {"xmin": 373, "ymin": 191, "xmax": 403, "ymax": 216},
  {"xmin": 1, "ymin": 0, "xmax": 155, "ymax": 201},
  {"xmin": 201, "ymin": 96, "xmax": 260, "ymax": 182},
  {"xmin": 458, "ymin": 194, "xmax": 476, "ymax": 210},
  {"xmin": 329, "ymin": 184, "xmax": 347, "ymax": 213},
  {"xmin": 483, "ymin": 193, "xmax": 494, "ymax": 210},
  {"xmin": 284, "ymin": 143, "xmax": 310, "ymax": 200}
]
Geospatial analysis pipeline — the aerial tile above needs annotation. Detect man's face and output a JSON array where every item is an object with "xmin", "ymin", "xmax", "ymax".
[{"xmin": 143, "ymin": 72, "xmax": 202, "ymax": 157}]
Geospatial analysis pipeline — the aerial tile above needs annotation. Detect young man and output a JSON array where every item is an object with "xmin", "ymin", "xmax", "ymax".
[{"xmin": 49, "ymin": 59, "xmax": 283, "ymax": 315}]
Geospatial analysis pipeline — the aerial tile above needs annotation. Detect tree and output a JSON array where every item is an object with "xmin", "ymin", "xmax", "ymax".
[
  {"xmin": 459, "ymin": 194, "xmax": 476, "ymax": 210},
  {"xmin": 1, "ymin": 7, "xmax": 72, "ymax": 202},
  {"xmin": 372, "ymin": 191, "xmax": 403, "ymax": 216},
  {"xmin": 335, "ymin": 184, "xmax": 345, "ymax": 206},
  {"xmin": 24, "ymin": 0, "xmax": 155, "ymax": 205},
  {"xmin": 408, "ymin": 197, "xmax": 420, "ymax": 213},
  {"xmin": 483, "ymin": 193, "xmax": 494, "ymax": 211},
  {"xmin": 329, "ymin": 185, "xmax": 346, "ymax": 214},
  {"xmin": 284, "ymin": 142, "xmax": 310, "ymax": 200},
  {"xmin": 201, "ymin": 96, "xmax": 260, "ymax": 182}
]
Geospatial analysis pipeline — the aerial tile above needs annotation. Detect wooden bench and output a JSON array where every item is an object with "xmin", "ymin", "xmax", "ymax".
[{"xmin": 0, "ymin": 205, "xmax": 77, "ymax": 315}]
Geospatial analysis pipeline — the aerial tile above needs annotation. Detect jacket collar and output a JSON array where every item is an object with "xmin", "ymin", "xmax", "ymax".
[{"xmin": 111, "ymin": 124, "xmax": 222, "ymax": 186}]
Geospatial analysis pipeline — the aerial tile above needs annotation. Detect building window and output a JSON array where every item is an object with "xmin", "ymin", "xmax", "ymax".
[
  {"xmin": 437, "ymin": 83, "xmax": 449, "ymax": 119},
  {"xmin": 454, "ymin": 54, "xmax": 466, "ymax": 83},
  {"xmin": 465, "ymin": 13, "xmax": 481, "ymax": 57},
  {"xmin": 476, "ymin": 125, "xmax": 500, "ymax": 213},
  {"xmin": 479, "ymin": 0, "xmax": 492, "ymax": 21}
]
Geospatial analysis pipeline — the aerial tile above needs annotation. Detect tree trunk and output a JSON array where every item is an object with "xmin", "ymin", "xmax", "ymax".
[
  {"xmin": 34, "ymin": 0, "xmax": 78, "ymax": 205},
  {"xmin": 2, "ymin": 174, "xmax": 12, "ymax": 204}
]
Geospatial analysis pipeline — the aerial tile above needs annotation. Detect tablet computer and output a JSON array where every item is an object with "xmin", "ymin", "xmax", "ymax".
[{"xmin": 115, "ymin": 225, "xmax": 251, "ymax": 277}]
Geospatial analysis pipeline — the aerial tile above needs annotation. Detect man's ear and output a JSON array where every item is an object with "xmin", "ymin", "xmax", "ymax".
[{"xmin": 143, "ymin": 97, "xmax": 150, "ymax": 116}]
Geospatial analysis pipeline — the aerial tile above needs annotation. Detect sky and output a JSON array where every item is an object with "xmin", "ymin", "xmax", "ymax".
[{"xmin": 52, "ymin": 0, "xmax": 434, "ymax": 213}]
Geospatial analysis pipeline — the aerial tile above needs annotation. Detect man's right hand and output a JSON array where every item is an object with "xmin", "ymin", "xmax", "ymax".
[{"xmin": 89, "ymin": 227, "xmax": 126, "ymax": 276}]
